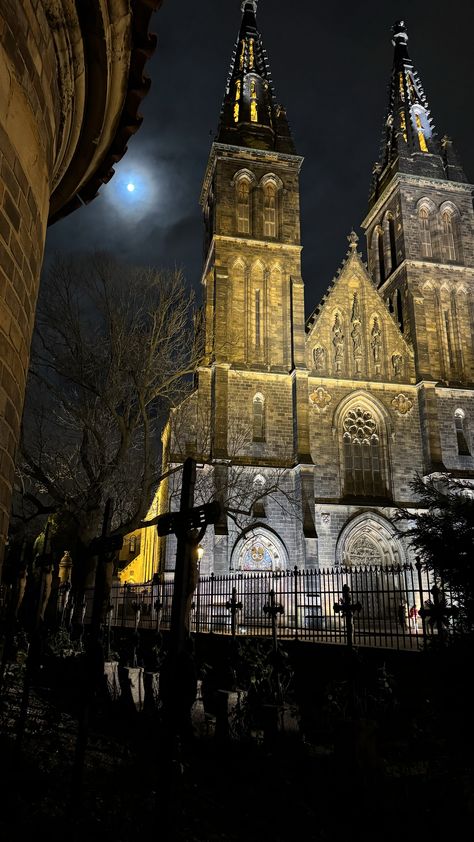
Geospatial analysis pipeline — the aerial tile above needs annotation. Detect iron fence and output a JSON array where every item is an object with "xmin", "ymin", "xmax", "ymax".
[{"xmin": 82, "ymin": 563, "xmax": 465, "ymax": 651}]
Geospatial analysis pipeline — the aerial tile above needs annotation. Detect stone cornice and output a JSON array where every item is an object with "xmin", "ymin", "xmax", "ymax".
[
  {"xmin": 379, "ymin": 259, "xmax": 474, "ymax": 293},
  {"xmin": 200, "ymin": 141, "xmax": 304, "ymax": 207},
  {"xmin": 361, "ymin": 172, "xmax": 474, "ymax": 230}
]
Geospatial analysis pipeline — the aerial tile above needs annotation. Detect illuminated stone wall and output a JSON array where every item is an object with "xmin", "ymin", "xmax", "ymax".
[
  {"xmin": 0, "ymin": 1, "xmax": 58, "ymax": 568},
  {"xmin": 0, "ymin": 0, "xmax": 160, "ymax": 574}
]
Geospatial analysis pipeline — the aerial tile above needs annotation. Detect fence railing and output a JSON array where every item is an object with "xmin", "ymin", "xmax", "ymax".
[{"xmin": 83, "ymin": 563, "xmax": 464, "ymax": 651}]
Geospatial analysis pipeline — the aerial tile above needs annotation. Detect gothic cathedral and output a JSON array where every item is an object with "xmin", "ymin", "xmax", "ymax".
[{"xmin": 126, "ymin": 2, "xmax": 474, "ymax": 583}]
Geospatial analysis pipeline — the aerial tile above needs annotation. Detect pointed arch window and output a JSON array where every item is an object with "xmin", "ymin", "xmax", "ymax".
[
  {"xmin": 237, "ymin": 178, "xmax": 251, "ymax": 234},
  {"xmin": 250, "ymin": 79, "xmax": 258, "ymax": 123},
  {"xmin": 255, "ymin": 289, "xmax": 261, "ymax": 348},
  {"xmin": 414, "ymin": 113, "xmax": 428, "ymax": 152},
  {"xmin": 395, "ymin": 289, "xmax": 404, "ymax": 333},
  {"xmin": 454, "ymin": 409, "xmax": 470, "ymax": 456},
  {"xmin": 253, "ymin": 393, "xmax": 265, "ymax": 442},
  {"xmin": 383, "ymin": 214, "xmax": 397, "ymax": 275},
  {"xmin": 233, "ymin": 79, "xmax": 241, "ymax": 123},
  {"xmin": 263, "ymin": 182, "xmax": 277, "ymax": 237},
  {"xmin": 441, "ymin": 209, "xmax": 457, "ymax": 262},
  {"xmin": 419, "ymin": 205, "xmax": 432, "ymax": 257},
  {"xmin": 376, "ymin": 227, "xmax": 385, "ymax": 286},
  {"xmin": 342, "ymin": 407, "xmax": 385, "ymax": 497}
]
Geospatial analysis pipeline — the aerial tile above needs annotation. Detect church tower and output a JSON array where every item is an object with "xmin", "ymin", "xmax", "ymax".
[
  {"xmin": 153, "ymin": 0, "xmax": 318, "ymax": 578},
  {"xmin": 362, "ymin": 21, "xmax": 474, "ymax": 472},
  {"xmin": 198, "ymin": 0, "xmax": 311, "ymax": 467}
]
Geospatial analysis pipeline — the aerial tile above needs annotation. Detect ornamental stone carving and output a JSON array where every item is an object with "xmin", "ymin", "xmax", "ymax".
[
  {"xmin": 391, "ymin": 393, "xmax": 413, "ymax": 415},
  {"xmin": 351, "ymin": 293, "xmax": 363, "ymax": 373},
  {"xmin": 371, "ymin": 316, "xmax": 382, "ymax": 370},
  {"xmin": 332, "ymin": 314, "xmax": 344, "ymax": 372},
  {"xmin": 310, "ymin": 386, "xmax": 332, "ymax": 412},
  {"xmin": 321, "ymin": 513, "xmax": 331, "ymax": 526},
  {"xmin": 391, "ymin": 353, "xmax": 403, "ymax": 377},
  {"xmin": 313, "ymin": 346, "xmax": 326, "ymax": 372}
]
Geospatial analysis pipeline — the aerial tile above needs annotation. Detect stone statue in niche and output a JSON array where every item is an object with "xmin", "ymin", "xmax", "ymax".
[
  {"xmin": 371, "ymin": 317, "xmax": 382, "ymax": 371},
  {"xmin": 332, "ymin": 313, "xmax": 344, "ymax": 372},
  {"xmin": 391, "ymin": 353, "xmax": 402, "ymax": 377},
  {"xmin": 313, "ymin": 346, "xmax": 326, "ymax": 372},
  {"xmin": 350, "ymin": 293, "xmax": 363, "ymax": 373}
]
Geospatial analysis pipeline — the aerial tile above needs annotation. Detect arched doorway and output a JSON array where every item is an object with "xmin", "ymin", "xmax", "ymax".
[
  {"xmin": 231, "ymin": 527, "xmax": 289, "ymax": 628},
  {"xmin": 335, "ymin": 513, "xmax": 412, "ymax": 631}
]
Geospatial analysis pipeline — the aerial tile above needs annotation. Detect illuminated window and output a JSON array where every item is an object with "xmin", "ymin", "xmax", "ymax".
[
  {"xmin": 454, "ymin": 409, "xmax": 470, "ymax": 456},
  {"xmin": 442, "ymin": 210, "xmax": 456, "ymax": 261},
  {"xmin": 400, "ymin": 111, "xmax": 407, "ymax": 142},
  {"xmin": 237, "ymin": 179, "xmax": 250, "ymax": 233},
  {"xmin": 263, "ymin": 182, "xmax": 277, "ymax": 237},
  {"xmin": 239, "ymin": 42, "xmax": 245, "ymax": 70},
  {"xmin": 250, "ymin": 79, "xmax": 258, "ymax": 123},
  {"xmin": 398, "ymin": 72, "xmax": 405, "ymax": 102},
  {"xmin": 419, "ymin": 206, "xmax": 432, "ymax": 257},
  {"xmin": 415, "ymin": 113, "xmax": 428, "ymax": 152},
  {"xmin": 253, "ymin": 394, "xmax": 265, "ymax": 442},
  {"xmin": 233, "ymin": 79, "xmax": 241, "ymax": 123},
  {"xmin": 343, "ymin": 407, "xmax": 385, "ymax": 497},
  {"xmin": 255, "ymin": 289, "xmax": 261, "ymax": 348},
  {"xmin": 129, "ymin": 535, "xmax": 137, "ymax": 553},
  {"xmin": 249, "ymin": 38, "xmax": 255, "ymax": 69}
]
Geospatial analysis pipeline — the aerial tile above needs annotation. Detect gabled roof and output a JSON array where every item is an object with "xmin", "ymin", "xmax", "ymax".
[{"xmin": 306, "ymin": 232, "xmax": 415, "ymax": 384}]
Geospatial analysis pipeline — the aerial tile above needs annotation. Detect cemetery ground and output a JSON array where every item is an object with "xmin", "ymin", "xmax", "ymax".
[{"xmin": 0, "ymin": 630, "xmax": 473, "ymax": 841}]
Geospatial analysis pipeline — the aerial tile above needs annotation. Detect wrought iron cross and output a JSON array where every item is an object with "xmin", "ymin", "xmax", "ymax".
[{"xmin": 334, "ymin": 583, "xmax": 362, "ymax": 649}]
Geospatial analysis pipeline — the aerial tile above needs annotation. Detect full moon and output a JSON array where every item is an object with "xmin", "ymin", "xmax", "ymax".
[{"xmin": 127, "ymin": 183, "xmax": 135, "ymax": 192}]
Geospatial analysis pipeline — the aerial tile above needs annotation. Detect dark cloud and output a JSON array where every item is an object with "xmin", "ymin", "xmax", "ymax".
[{"xmin": 45, "ymin": 0, "xmax": 474, "ymax": 315}]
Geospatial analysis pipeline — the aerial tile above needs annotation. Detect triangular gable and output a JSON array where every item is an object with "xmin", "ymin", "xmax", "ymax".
[{"xmin": 306, "ymin": 241, "xmax": 415, "ymax": 383}]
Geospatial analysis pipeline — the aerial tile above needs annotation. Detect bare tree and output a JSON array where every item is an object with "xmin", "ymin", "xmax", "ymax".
[
  {"xmin": 164, "ymin": 390, "xmax": 300, "ymax": 534},
  {"xmin": 14, "ymin": 253, "xmax": 202, "ymax": 583}
]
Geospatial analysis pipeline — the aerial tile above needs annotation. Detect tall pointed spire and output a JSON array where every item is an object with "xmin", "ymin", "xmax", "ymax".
[
  {"xmin": 369, "ymin": 21, "xmax": 467, "ymax": 205},
  {"xmin": 216, "ymin": 1, "xmax": 295, "ymax": 153}
]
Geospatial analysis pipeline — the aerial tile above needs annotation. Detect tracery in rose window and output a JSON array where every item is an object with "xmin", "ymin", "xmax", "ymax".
[{"xmin": 343, "ymin": 407, "xmax": 385, "ymax": 496}]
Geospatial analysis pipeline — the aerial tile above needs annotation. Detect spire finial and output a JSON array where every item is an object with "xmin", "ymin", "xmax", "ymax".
[
  {"xmin": 391, "ymin": 20, "xmax": 408, "ymax": 47},
  {"xmin": 241, "ymin": 0, "xmax": 258, "ymax": 13},
  {"xmin": 347, "ymin": 230, "xmax": 359, "ymax": 252}
]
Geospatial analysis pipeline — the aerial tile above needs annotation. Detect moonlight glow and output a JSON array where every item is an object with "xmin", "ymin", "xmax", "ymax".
[{"xmin": 127, "ymin": 183, "xmax": 136, "ymax": 192}]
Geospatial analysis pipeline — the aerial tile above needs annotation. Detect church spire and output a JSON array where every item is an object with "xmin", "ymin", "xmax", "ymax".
[
  {"xmin": 369, "ymin": 21, "xmax": 467, "ymax": 205},
  {"xmin": 385, "ymin": 21, "xmax": 437, "ymax": 160},
  {"xmin": 217, "ymin": 1, "xmax": 295, "ymax": 153}
]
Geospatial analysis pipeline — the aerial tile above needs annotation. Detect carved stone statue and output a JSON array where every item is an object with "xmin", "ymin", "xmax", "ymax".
[
  {"xmin": 391, "ymin": 353, "xmax": 402, "ymax": 376},
  {"xmin": 350, "ymin": 294, "xmax": 362, "ymax": 373},
  {"xmin": 313, "ymin": 346, "xmax": 325, "ymax": 372},
  {"xmin": 332, "ymin": 314, "xmax": 344, "ymax": 371},
  {"xmin": 351, "ymin": 320, "xmax": 362, "ymax": 351},
  {"xmin": 371, "ymin": 317, "xmax": 382, "ymax": 364}
]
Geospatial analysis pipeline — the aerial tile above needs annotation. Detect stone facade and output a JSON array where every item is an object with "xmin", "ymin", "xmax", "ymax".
[
  {"xmin": 127, "ymin": 9, "xmax": 473, "ymax": 583},
  {"xmin": 0, "ymin": 0, "xmax": 161, "ymax": 574}
]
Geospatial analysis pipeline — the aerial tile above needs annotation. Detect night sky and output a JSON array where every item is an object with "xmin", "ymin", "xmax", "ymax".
[{"xmin": 45, "ymin": 0, "xmax": 474, "ymax": 314}]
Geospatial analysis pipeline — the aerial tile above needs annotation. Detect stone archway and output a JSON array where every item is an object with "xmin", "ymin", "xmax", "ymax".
[
  {"xmin": 231, "ymin": 527, "xmax": 290, "ymax": 628},
  {"xmin": 335, "ymin": 513, "xmax": 409, "ymax": 629},
  {"xmin": 231, "ymin": 526, "xmax": 289, "ymax": 572},
  {"xmin": 335, "ymin": 512, "xmax": 405, "ymax": 567}
]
